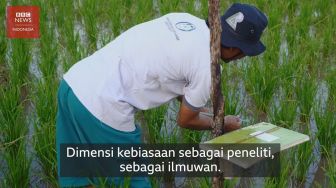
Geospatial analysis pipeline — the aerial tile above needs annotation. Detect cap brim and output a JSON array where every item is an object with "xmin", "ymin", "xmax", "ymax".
[{"xmin": 221, "ymin": 25, "xmax": 265, "ymax": 56}]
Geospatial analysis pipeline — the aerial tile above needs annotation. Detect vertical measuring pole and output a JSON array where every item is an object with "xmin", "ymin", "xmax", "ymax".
[{"xmin": 208, "ymin": 0, "xmax": 225, "ymax": 187}]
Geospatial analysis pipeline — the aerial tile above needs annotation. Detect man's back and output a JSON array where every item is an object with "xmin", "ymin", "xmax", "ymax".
[{"xmin": 63, "ymin": 13, "xmax": 211, "ymax": 131}]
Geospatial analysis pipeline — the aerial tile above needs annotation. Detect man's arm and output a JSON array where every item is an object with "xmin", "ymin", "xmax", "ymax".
[
  {"xmin": 177, "ymin": 98, "xmax": 213, "ymax": 130},
  {"xmin": 176, "ymin": 96, "xmax": 241, "ymax": 131}
]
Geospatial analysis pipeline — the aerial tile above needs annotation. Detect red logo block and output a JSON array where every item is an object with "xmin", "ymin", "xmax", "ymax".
[{"xmin": 7, "ymin": 6, "xmax": 40, "ymax": 38}]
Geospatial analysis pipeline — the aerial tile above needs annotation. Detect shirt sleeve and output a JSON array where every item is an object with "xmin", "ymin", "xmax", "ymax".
[{"xmin": 183, "ymin": 66, "xmax": 211, "ymax": 111}]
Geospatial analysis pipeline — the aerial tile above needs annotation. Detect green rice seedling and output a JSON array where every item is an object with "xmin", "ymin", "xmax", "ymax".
[
  {"xmin": 291, "ymin": 139, "xmax": 315, "ymax": 183},
  {"xmin": 285, "ymin": 13, "xmax": 300, "ymax": 55},
  {"xmin": 91, "ymin": 176, "xmax": 131, "ymax": 188},
  {"xmin": 148, "ymin": 177, "xmax": 162, "ymax": 188},
  {"xmin": 315, "ymin": 0, "xmax": 330, "ymax": 18},
  {"xmin": 184, "ymin": 176, "xmax": 236, "ymax": 187},
  {"xmin": 80, "ymin": 0, "xmax": 99, "ymax": 52},
  {"xmin": 323, "ymin": 150, "xmax": 336, "ymax": 187},
  {"xmin": 221, "ymin": 66, "xmax": 243, "ymax": 115},
  {"xmin": 39, "ymin": 25, "xmax": 58, "ymax": 80},
  {"xmin": 268, "ymin": 97, "xmax": 297, "ymax": 129},
  {"xmin": 200, "ymin": 0, "xmax": 208, "ymax": 18},
  {"xmin": 109, "ymin": 0, "xmax": 153, "ymax": 38},
  {"xmin": 0, "ymin": 38, "xmax": 6, "ymax": 64},
  {"xmin": 159, "ymin": 0, "xmax": 182, "ymax": 15},
  {"xmin": 314, "ymin": 109, "xmax": 336, "ymax": 155},
  {"xmin": 244, "ymin": 59, "xmax": 279, "ymax": 112},
  {"xmin": 223, "ymin": 85, "xmax": 243, "ymax": 116},
  {"xmin": 222, "ymin": 178, "xmax": 239, "ymax": 188},
  {"xmin": 3, "ymin": 139, "xmax": 31, "ymax": 187},
  {"xmin": 55, "ymin": 0, "xmax": 83, "ymax": 70},
  {"xmin": 296, "ymin": 2, "xmax": 313, "ymax": 40},
  {"xmin": 261, "ymin": 5, "xmax": 282, "ymax": 61},
  {"xmin": 0, "ymin": 0, "xmax": 5, "ymax": 20},
  {"xmin": 286, "ymin": 0, "xmax": 298, "ymax": 18},
  {"xmin": 109, "ymin": 0, "xmax": 123, "ymax": 37},
  {"xmin": 326, "ymin": 70, "xmax": 336, "ymax": 107},
  {"xmin": 27, "ymin": 2, "xmax": 59, "ymax": 185},
  {"xmin": 278, "ymin": 57, "xmax": 300, "ymax": 94},
  {"xmin": 32, "ymin": 79, "xmax": 58, "ymax": 127},
  {"xmin": 9, "ymin": 39, "xmax": 31, "ymax": 86},
  {"xmin": 264, "ymin": 153, "xmax": 292, "ymax": 188},
  {"xmin": 2, "ymin": 140, "xmax": 31, "ymax": 188},
  {"xmin": 186, "ymin": 177, "xmax": 236, "ymax": 188},
  {"xmin": 0, "ymin": 36, "xmax": 7, "ymax": 88},
  {"xmin": 181, "ymin": 128, "xmax": 204, "ymax": 143},
  {"xmin": 142, "ymin": 105, "xmax": 168, "ymax": 144},
  {"xmin": 90, "ymin": 177, "xmax": 109, "ymax": 187},
  {"xmin": 294, "ymin": 71, "xmax": 317, "ymax": 122},
  {"xmin": 64, "ymin": 34, "xmax": 84, "ymax": 71},
  {"xmin": 32, "ymin": 79, "xmax": 58, "ymax": 187},
  {"xmin": 197, "ymin": 177, "xmax": 211, "ymax": 188},
  {"xmin": 0, "ymin": 0, "xmax": 6, "ymax": 65},
  {"xmin": 0, "ymin": 85, "xmax": 31, "ymax": 187},
  {"xmin": 314, "ymin": 22, "xmax": 332, "ymax": 62},
  {"xmin": 131, "ymin": 0, "xmax": 154, "ymax": 25},
  {"xmin": 0, "ymin": 32, "xmax": 31, "ymax": 186},
  {"xmin": 183, "ymin": 0, "xmax": 196, "ymax": 14}
]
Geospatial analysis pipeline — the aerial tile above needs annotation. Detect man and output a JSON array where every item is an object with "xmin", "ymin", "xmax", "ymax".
[{"xmin": 56, "ymin": 3, "xmax": 268, "ymax": 188}]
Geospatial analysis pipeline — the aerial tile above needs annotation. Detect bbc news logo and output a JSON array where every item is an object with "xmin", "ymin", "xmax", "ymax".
[
  {"xmin": 15, "ymin": 12, "xmax": 32, "ymax": 23},
  {"xmin": 7, "ymin": 6, "xmax": 39, "ymax": 38}
]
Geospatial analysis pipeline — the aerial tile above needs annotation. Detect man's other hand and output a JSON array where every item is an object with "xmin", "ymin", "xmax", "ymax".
[{"xmin": 223, "ymin": 115, "xmax": 241, "ymax": 132}]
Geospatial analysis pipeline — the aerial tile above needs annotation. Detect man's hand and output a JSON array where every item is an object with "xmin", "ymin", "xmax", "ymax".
[{"xmin": 223, "ymin": 115, "xmax": 241, "ymax": 132}]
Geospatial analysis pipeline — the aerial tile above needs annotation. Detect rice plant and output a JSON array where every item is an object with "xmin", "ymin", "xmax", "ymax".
[
  {"xmin": 32, "ymin": 79, "xmax": 58, "ymax": 186},
  {"xmin": 314, "ymin": 109, "xmax": 336, "ymax": 155},
  {"xmin": 159, "ymin": 0, "xmax": 182, "ymax": 15},
  {"xmin": 39, "ymin": 24, "xmax": 58, "ymax": 80},
  {"xmin": 183, "ymin": 0, "xmax": 197, "ymax": 15},
  {"xmin": 181, "ymin": 129, "xmax": 204, "ymax": 143},
  {"xmin": 221, "ymin": 65, "xmax": 243, "ymax": 115},
  {"xmin": 0, "ymin": 30, "xmax": 32, "ymax": 186},
  {"xmin": 323, "ymin": 150, "xmax": 336, "ymax": 187},
  {"xmin": 268, "ymin": 97, "xmax": 297, "ymax": 129},
  {"xmin": 264, "ymin": 151, "xmax": 293, "ymax": 188},
  {"xmin": 292, "ymin": 139, "xmax": 315, "ymax": 183},
  {"xmin": 244, "ymin": 59, "xmax": 279, "ymax": 113},
  {"xmin": 1, "ymin": 41, "xmax": 31, "ymax": 187},
  {"xmin": 326, "ymin": 69, "xmax": 336, "ymax": 108},
  {"xmin": 9, "ymin": 39, "xmax": 31, "ymax": 86},
  {"xmin": 54, "ymin": 1, "xmax": 83, "ymax": 71},
  {"xmin": 80, "ymin": 0, "xmax": 99, "ymax": 52},
  {"xmin": 0, "ymin": 0, "xmax": 6, "ymax": 66},
  {"xmin": 295, "ymin": 71, "xmax": 317, "ymax": 122},
  {"xmin": 27, "ymin": 1, "xmax": 59, "ymax": 186},
  {"xmin": 108, "ymin": 0, "xmax": 124, "ymax": 37},
  {"xmin": 0, "ymin": 85, "xmax": 31, "ymax": 188},
  {"xmin": 142, "ymin": 105, "xmax": 168, "ymax": 144},
  {"xmin": 131, "ymin": 0, "xmax": 154, "ymax": 26},
  {"xmin": 0, "ymin": 31, "xmax": 7, "ymax": 88},
  {"xmin": 200, "ymin": 0, "xmax": 209, "ymax": 18}
]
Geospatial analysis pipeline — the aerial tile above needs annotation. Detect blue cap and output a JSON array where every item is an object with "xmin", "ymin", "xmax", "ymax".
[{"xmin": 221, "ymin": 3, "xmax": 268, "ymax": 56}]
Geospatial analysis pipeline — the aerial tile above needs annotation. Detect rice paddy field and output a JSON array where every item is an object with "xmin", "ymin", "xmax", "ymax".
[{"xmin": 0, "ymin": 0, "xmax": 335, "ymax": 187}]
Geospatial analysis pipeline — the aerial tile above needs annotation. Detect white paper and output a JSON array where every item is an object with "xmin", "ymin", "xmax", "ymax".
[
  {"xmin": 249, "ymin": 131, "xmax": 263, "ymax": 136},
  {"xmin": 256, "ymin": 133, "xmax": 279, "ymax": 142}
]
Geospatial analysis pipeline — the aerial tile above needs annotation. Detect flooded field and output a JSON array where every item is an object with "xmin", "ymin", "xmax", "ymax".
[{"xmin": 0, "ymin": 0, "xmax": 335, "ymax": 187}]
